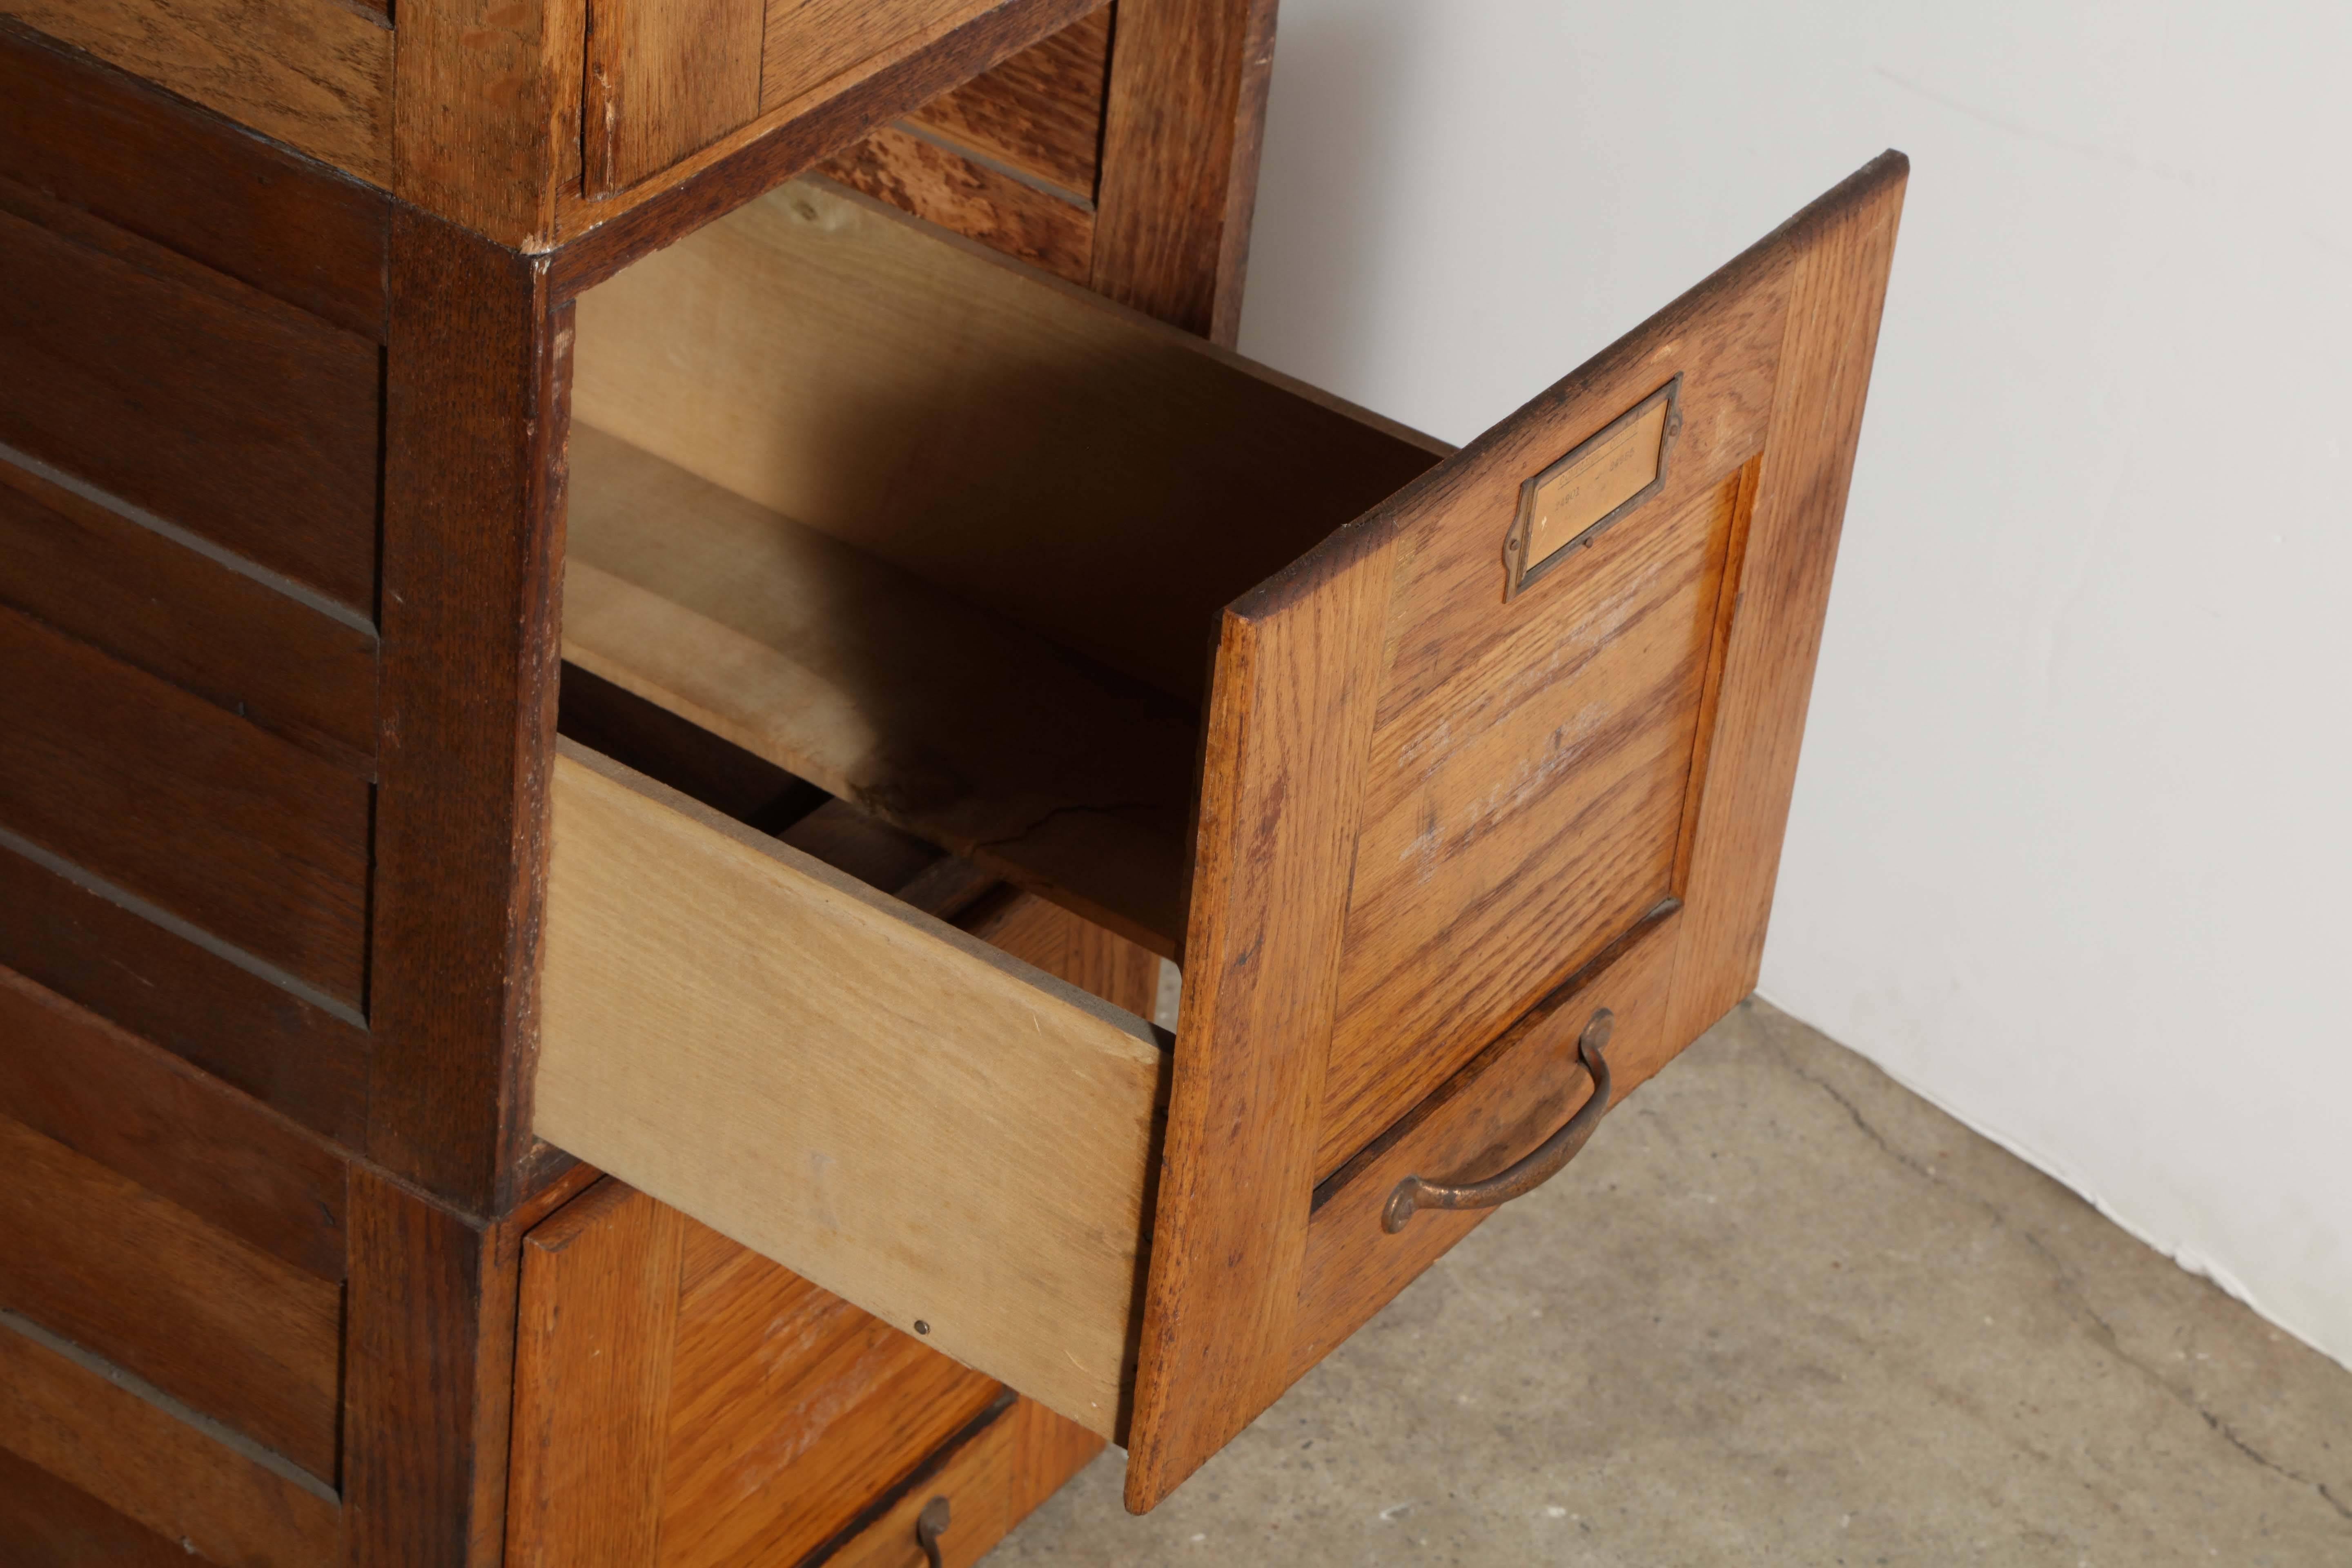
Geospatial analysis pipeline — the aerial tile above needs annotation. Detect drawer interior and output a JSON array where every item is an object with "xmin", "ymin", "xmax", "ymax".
[{"xmin": 566, "ymin": 176, "xmax": 1446, "ymax": 953}]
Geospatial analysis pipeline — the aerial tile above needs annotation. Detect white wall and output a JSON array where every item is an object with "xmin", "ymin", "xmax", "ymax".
[{"xmin": 1236, "ymin": 0, "xmax": 2352, "ymax": 1368}]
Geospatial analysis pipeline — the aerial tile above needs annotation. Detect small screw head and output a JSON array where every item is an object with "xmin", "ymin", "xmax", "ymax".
[{"xmin": 913, "ymin": 1320, "xmax": 931, "ymax": 1335}]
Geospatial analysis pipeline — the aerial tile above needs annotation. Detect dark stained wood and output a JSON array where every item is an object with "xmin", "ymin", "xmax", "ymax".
[
  {"xmin": 0, "ymin": 19, "xmax": 389, "ymax": 339},
  {"xmin": 0, "ymin": 455, "xmax": 379, "ymax": 774},
  {"xmin": 549, "ymin": 0, "xmax": 1100, "ymax": 296},
  {"xmin": 342, "ymin": 1163, "xmax": 600, "ymax": 1568},
  {"xmin": 0, "ymin": 605, "xmax": 373, "ymax": 1005},
  {"xmin": 904, "ymin": 4, "xmax": 1113, "ymax": 197},
  {"xmin": 0, "ymin": 836, "xmax": 368, "ymax": 1143},
  {"xmin": 1122, "ymin": 526, "xmax": 1396, "ymax": 1509},
  {"xmin": 370, "ymin": 211, "xmax": 571, "ymax": 1212},
  {"xmin": 0, "ymin": 1443, "xmax": 197, "ymax": 1568},
  {"xmin": 1664, "ymin": 154, "xmax": 1908, "ymax": 1049},
  {"xmin": 1091, "ymin": 0, "xmax": 1275, "ymax": 342},
  {"xmin": 0, "ymin": 204, "xmax": 382, "ymax": 610},
  {"xmin": 818, "ymin": 129, "xmax": 1095, "ymax": 281},
  {"xmin": 0, "ymin": 965, "xmax": 345, "ymax": 1281},
  {"xmin": 506, "ymin": 1179, "xmax": 684, "ymax": 1568},
  {"xmin": 0, "ymin": 1314, "xmax": 340, "ymax": 1567},
  {"xmin": 1292, "ymin": 914, "xmax": 1682, "ymax": 1379},
  {"xmin": 0, "ymin": 1109, "xmax": 344, "ymax": 1479}
]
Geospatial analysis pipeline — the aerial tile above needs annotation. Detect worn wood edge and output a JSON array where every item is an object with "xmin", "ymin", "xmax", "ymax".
[
  {"xmin": 548, "ymin": 0, "xmax": 1106, "ymax": 289},
  {"xmin": 1237, "ymin": 152, "xmax": 1909, "ymax": 627}
]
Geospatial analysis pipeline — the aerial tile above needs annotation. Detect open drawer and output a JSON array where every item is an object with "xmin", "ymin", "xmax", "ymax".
[{"xmin": 536, "ymin": 153, "xmax": 1906, "ymax": 1511}]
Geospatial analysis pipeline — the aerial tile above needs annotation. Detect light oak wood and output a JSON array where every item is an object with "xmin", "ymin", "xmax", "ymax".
[
  {"xmin": 0, "ymin": 0, "xmax": 391, "ymax": 184},
  {"xmin": 564, "ymin": 423, "xmax": 1197, "ymax": 951},
  {"xmin": 585, "ymin": 0, "xmax": 765, "ymax": 196},
  {"xmin": 0, "ymin": 1313, "xmax": 338, "ymax": 1566},
  {"xmin": 536, "ymin": 741, "xmax": 1166, "ymax": 1435},
  {"xmin": 820, "ymin": 127, "xmax": 1095, "ymax": 281},
  {"xmin": 571, "ymin": 175, "xmax": 1443, "ymax": 706},
  {"xmin": 816, "ymin": 1397, "xmax": 1100, "ymax": 1568},
  {"xmin": 506, "ymin": 1180, "xmax": 686, "ymax": 1568},
  {"xmin": 903, "ymin": 4, "xmax": 1111, "ymax": 197}
]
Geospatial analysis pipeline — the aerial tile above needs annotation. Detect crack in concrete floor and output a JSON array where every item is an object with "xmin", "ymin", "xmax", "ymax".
[{"xmin": 989, "ymin": 999, "xmax": 2352, "ymax": 1566}]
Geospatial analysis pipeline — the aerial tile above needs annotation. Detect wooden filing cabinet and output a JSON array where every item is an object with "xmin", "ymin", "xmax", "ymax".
[{"xmin": 0, "ymin": 0, "xmax": 1903, "ymax": 1559}]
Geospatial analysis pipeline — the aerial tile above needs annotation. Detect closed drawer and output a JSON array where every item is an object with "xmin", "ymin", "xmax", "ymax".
[{"xmin": 539, "ymin": 154, "xmax": 1907, "ymax": 1509}]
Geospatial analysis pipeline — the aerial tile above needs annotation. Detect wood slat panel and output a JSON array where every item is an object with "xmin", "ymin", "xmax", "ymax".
[
  {"xmin": 0, "ymin": 1112, "xmax": 343, "ymax": 1479},
  {"xmin": 584, "ymin": 0, "xmax": 765, "ymax": 196},
  {"xmin": 658, "ymin": 1236, "xmax": 1004, "ymax": 1568},
  {"xmin": 903, "ymin": 4, "xmax": 1111, "ymax": 196},
  {"xmin": 0, "ymin": 205, "xmax": 382, "ymax": 610},
  {"xmin": 0, "ymin": 966, "xmax": 345, "ymax": 1283},
  {"xmin": 0, "ymin": 457, "xmax": 379, "ymax": 774},
  {"xmin": 0, "ymin": 0, "xmax": 392, "ymax": 185},
  {"xmin": 507, "ymin": 1180, "xmax": 685, "ymax": 1568},
  {"xmin": 817, "ymin": 131, "xmax": 1093, "ymax": 281},
  {"xmin": 537, "ymin": 743, "xmax": 1165, "ymax": 1436},
  {"xmin": 0, "ymin": 605, "xmax": 373, "ymax": 1007},
  {"xmin": 0, "ymin": 838, "xmax": 368, "ymax": 1143},
  {"xmin": 0, "ymin": 21, "xmax": 388, "ymax": 339},
  {"xmin": 0, "ymin": 1441, "xmax": 214, "ymax": 1568},
  {"xmin": 0, "ymin": 1318, "xmax": 339, "ymax": 1567},
  {"xmin": 1315, "ymin": 474, "xmax": 1740, "ymax": 1173}
]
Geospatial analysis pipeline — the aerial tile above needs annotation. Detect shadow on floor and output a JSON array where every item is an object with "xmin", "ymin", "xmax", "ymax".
[{"xmin": 990, "ymin": 999, "xmax": 2352, "ymax": 1566}]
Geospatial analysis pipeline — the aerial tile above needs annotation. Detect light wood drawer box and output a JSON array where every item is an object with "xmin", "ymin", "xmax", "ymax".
[{"xmin": 537, "ymin": 155, "xmax": 1906, "ymax": 1509}]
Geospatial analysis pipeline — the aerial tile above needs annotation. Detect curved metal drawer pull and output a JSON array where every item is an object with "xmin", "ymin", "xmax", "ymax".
[
  {"xmin": 916, "ymin": 1495, "xmax": 951, "ymax": 1568},
  {"xmin": 1383, "ymin": 1009, "xmax": 1615, "ymax": 1234}
]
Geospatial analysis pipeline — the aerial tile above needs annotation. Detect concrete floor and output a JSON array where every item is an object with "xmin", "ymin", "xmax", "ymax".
[{"xmin": 989, "ymin": 1000, "xmax": 2352, "ymax": 1566}]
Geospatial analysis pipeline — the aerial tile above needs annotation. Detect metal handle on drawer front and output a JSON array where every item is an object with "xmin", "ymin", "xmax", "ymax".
[
  {"xmin": 1382, "ymin": 1009, "xmax": 1615, "ymax": 1234},
  {"xmin": 915, "ymin": 1495, "xmax": 951, "ymax": 1568}
]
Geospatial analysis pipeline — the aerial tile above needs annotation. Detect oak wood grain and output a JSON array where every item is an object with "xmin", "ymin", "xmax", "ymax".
[
  {"xmin": 538, "ymin": 743, "xmax": 1165, "ymax": 1434},
  {"xmin": 0, "ymin": 1110, "xmax": 343, "ymax": 1479},
  {"xmin": 1122, "ymin": 526, "xmax": 1396, "ymax": 1510},
  {"xmin": 584, "ymin": 0, "xmax": 766, "ymax": 197},
  {"xmin": 370, "ymin": 211, "xmax": 571, "ymax": 1210},
  {"xmin": 0, "ymin": 203, "xmax": 382, "ymax": 610},
  {"xmin": 0, "ymin": 0, "xmax": 392, "ymax": 185},
  {"xmin": 0, "ymin": 20, "xmax": 388, "ymax": 339},
  {"xmin": 0, "ymin": 604, "xmax": 372, "ymax": 1005},
  {"xmin": 571, "ymin": 176, "xmax": 1441, "ymax": 706},
  {"xmin": 809, "ymin": 1396, "xmax": 1100, "ymax": 1568},
  {"xmin": 506, "ymin": 1180, "xmax": 685, "ymax": 1568},
  {"xmin": 0, "ymin": 456, "xmax": 379, "ymax": 775},
  {"xmin": 1292, "ymin": 913, "xmax": 1682, "ymax": 1379},
  {"xmin": 1090, "ymin": 0, "xmax": 1274, "ymax": 342},
  {"xmin": 818, "ymin": 129, "xmax": 1094, "ymax": 280},
  {"xmin": 904, "ymin": 4, "xmax": 1110, "ymax": 196},
  {"xmin": 0, "ymin": 1315, "xmax": 339, "ymax": 1567},
  {"xmin": 393, "ymin": 0, "xmax": 584, "ymax": 247},
  {"xmin": 1664, "ymin": 153, "xmax": 1908, "ymax": 1049},
  {"xmin": 0, "ymin": 964, "xmax": 345, "ymax": 1283},
  {"xmin": 548, "ymin": 0, "xmax": 1100, "ymax": 276}
]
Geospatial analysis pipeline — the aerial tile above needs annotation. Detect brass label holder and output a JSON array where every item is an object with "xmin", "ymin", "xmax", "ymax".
[{"xmin": 1503, "ymin": 374, "xmax": 1681, "ymax": 599}]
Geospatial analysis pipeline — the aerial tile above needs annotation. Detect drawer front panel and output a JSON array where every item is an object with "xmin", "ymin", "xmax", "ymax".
[
  {"xmin": 810, "ymin": 1396, "xmax": 1099, "ymax": 1568},
  {"xmin": 0, "ymin": 204, "xmax": 382, "ymax": 611},
  {"xmin": 0, "ymin": 0, "xmax": 393, "ymax": 185},
  {"xmin": 537, "ymin": 744, "xmax": 1164, "ymax": 1437},
  {"xmin": 1292, "ymin": 913, "xmax": 1684, "ymax": 1377},
  {"xmin": 0, "ymin": 605, "xmax": 373, "ymax": 1006},
  {"xmin": 0, "ymin": 457, "xmax": 379, "ymax": 773}
]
